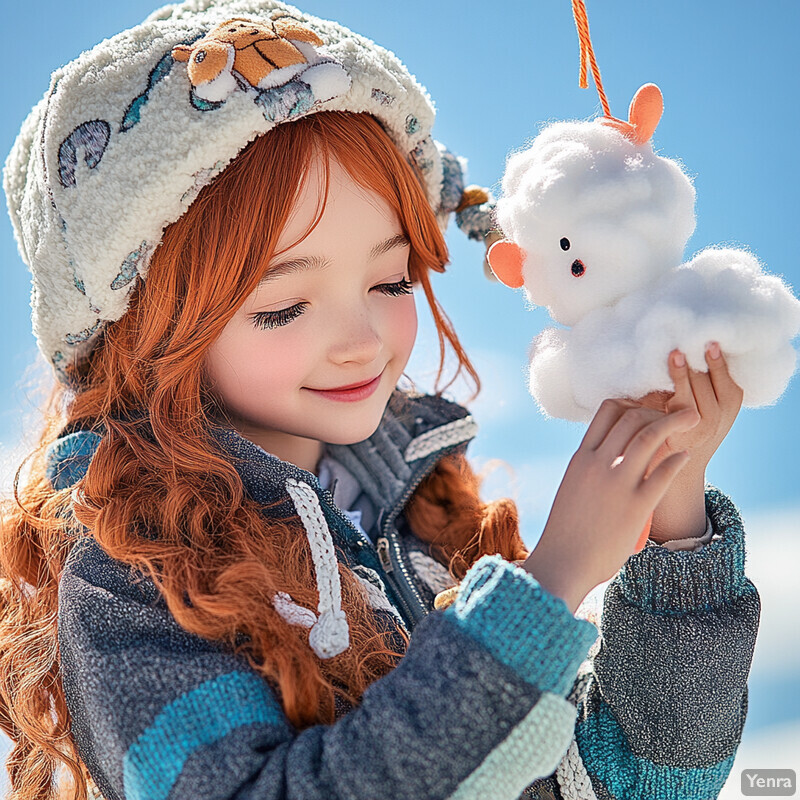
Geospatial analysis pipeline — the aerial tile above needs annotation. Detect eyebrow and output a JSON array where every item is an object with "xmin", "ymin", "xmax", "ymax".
[{"xmin": 258, "ymin": 233, "xmax": 410, "ymax": 286}]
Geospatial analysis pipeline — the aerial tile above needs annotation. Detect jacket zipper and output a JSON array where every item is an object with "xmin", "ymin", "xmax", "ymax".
[
  {"xmin": 317, "ymin": 485, "xmax": 416, "ymax": 627},
  {"xmin": 376, "ymin": 532, "xmax": 426, "ymax": 627},
  {"xmin": 319, "ymin": 434, "xmax": 472, "ymax": 631},
  {"xmin": 316, "ymin": 471, "xmax": 428, "ymax": 628},
  {"xmin": 375, "ymin": 536, "xmax": 417, "ymax": 625},
  {"xmin": 376, "ymin": 537, "xmax": 393, "ymax": 572},
  {"xmin": 375, "ymin": 440, "xmax": 468, "ymax": 627}
]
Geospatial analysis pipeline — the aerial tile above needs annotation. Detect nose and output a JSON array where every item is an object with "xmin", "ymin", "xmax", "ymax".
[{"xmin": 327, "ymin": 309, "xmax": 382, "ymax": 366}]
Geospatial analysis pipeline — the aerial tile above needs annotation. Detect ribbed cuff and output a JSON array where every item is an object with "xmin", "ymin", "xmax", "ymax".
[
  {"xmin": 657, "ymin": 514, "xmax": 717, "ymax": 552},
  {"xmin": 615, "ymin": 485, "xmax": 752, "ymax": 615},
  {"xmin": 443, "ymin": 555, "xmax": 598, "ymax": 696}
]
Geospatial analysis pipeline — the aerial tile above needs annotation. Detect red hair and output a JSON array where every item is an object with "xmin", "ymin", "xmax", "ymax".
[{"xmin": 0, "ymin": 111, "xmax": 525, "ymax": 800}]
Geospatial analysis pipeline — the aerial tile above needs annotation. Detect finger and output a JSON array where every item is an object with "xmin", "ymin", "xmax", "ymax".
[
  {"xmin": 667, "ymin": 349, "xmax": 696, "ymax": 411},
  {"xmin": 638, "ymin": 449, "xmax": 691, "ymax": 504},
  {"xmin": 686, "ymin": 364, "xmax": 719, "ymax": 424},
  {"xmin": 618, "ymin": 407, "xmax": 700, "ymax": 473},
  {"xmin": 581, "ymin": 398, "xmax": 639, "ymax": 451},
  {"xmin": 704, "ymin": 341, "xmax": 744, "ymax": 418},
  {"xmin": 594, "ymin": 403, "xmax": 675, "ymax": 461},
  {"xmin": 668, "ymin": 348, "xmax": 717, "ymax": 431}
]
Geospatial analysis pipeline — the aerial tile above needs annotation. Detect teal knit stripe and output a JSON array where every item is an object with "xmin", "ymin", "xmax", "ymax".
[
  {"xmin": 576, "ymin": 698, "xmax": 736, "ymax": 799},
  {"xmin": 444, "ymin": 555, "xmax": 598, "ymax": 696},
  {"xmin": 123, "ymin": 671, "xmax": 286, "ymax": 800}
]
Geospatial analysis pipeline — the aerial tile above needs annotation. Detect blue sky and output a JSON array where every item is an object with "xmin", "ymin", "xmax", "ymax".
[{"xmin": 1, "ymin": 0, "xmax": 798, "ymax": 790}]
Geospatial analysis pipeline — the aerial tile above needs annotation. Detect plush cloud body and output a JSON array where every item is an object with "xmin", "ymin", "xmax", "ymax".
[{"xmin": 495, "ymin": 120, "xmax": 800, "ymax": 422}]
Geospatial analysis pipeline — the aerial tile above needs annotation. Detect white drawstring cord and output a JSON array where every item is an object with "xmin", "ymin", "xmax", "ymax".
[
  {"xmin": 280, "ymin": 478, "xmax": 350, "ymax": 659},
  {"xmin": 556, "ymin": 737, "xmax": 598, "ymax": 800},
  {"xmin": 272, "ymin": 591, "xmax": 316, "ymax": 629}
]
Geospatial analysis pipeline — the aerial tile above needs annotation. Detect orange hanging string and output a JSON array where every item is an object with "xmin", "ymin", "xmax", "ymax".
[{"xmin": 571, "ymin": 0, "xmax": 613, "ymax": 119}]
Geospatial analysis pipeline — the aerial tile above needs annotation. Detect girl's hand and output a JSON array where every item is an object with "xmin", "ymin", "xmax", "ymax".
[
  {"xmin": 522, "ymin": 400, "xmax": 700, "ymax": 613},
  {"xmin": 636, "ymin": 343, "xmax": 744, "ymax": 542},
  {"xmin": 637, "ymin": 343, "xmax": 744, "ymax": 474}
]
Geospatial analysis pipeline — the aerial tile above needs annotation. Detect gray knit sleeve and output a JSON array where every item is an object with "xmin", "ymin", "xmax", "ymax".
[{"xmin": 564, "ymin": 484, "xmax": 760, "ymax": 799}]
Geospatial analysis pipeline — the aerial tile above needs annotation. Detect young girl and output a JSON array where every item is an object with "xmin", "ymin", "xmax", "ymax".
[{"xmin": 0, "ymin": 2, "xmax": 760, "ymax": 799}]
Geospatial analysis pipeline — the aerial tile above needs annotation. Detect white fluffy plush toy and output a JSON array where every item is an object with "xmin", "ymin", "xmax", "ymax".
[{"xmin": 488, "ymin": 83, "xmax": 800, "ymax": 422}]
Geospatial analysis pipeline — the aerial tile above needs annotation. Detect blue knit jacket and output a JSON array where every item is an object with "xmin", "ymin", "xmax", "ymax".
[{"xmin": 49, "ymin": 391, "xmax": 760, "ymax": 800}]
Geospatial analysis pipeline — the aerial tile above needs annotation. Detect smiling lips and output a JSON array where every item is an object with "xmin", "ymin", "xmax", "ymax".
[{"xmin": 306, "ymin": 371, "xmax": 383, "ymax": 402}]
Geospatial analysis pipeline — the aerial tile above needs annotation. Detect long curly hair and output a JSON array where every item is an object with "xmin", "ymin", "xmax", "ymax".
[{"xmin": 0, "ymin": 111, "xmax": 526, "ymax": 800}]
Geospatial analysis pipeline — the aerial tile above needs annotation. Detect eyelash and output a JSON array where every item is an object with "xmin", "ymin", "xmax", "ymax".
[
  {"xmin": 251, "ymin": 278, "xmax": 414, "ymax": 330},
  {"xmin": 376, "ymin": 277, "xmax": 413, "ymax": 297}
]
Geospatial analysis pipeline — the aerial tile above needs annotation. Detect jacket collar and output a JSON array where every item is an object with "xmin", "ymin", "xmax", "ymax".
[{"xmin": 45, "ymin": 390, "xmax": 478, "ymax": 533}]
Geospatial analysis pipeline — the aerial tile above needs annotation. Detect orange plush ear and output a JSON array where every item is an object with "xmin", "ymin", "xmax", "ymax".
[
  {"xmin": 171, "ymin": 44, "xmax": 194, "ymax": 62},
  {"xmin": 600, "ymin": 83, "xmax": 664, "ymax": 145},
  {"xmin": 487, "ymin": 240, "xmax": 526, "ymax": 288},
  {"xmin": 627, "ymin": 83, "xmax": 663, "ymax": 144}
]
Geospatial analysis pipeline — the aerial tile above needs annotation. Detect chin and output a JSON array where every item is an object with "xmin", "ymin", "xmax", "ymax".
[
  {"xmin": 319, "ymin": 405, "xmax": 387, "ymax": 446},
  {"xmin": 321, "ymin": 420, "xmax": 382, "ymax": 446}
]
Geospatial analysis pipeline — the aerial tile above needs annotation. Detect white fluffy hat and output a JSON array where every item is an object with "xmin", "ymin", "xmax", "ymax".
[{"xmin": 4, "ymin": 0, "xmax": 494, "ymax": 384}]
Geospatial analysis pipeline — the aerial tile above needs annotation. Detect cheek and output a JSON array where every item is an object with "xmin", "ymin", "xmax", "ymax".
[
  {"xmin": 251, "ymin": 326, "xmax": 314, "ymax": 386},
  {"xmin": 391, "ymin": 295, "xmax": 418, "ymax": 360},
  {"xmin": 206, "ymin": 319, "xmax": 310, "ymax": 399}
]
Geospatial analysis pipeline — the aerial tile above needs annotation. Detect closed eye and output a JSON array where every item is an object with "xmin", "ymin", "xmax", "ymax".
[
  {"xmin": 251, "ymin": 302, "xmax": 307, "ymax": 330},
  {"xmin": 250, "ymin": 278, "xmax": 412, "ymax": 331},
  {"xmin": 373, "ymin": 277, "xmax": 413, "ymax": 297}
]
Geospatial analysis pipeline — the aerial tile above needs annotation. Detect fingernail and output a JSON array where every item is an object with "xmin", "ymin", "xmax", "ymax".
[
  {"xmin": 707, "ymin": 342, "xmax": 721, "ymax": 359},
  {"xmin": 672, "ymin": 351, "xmax": 686, "ymax": 367}
]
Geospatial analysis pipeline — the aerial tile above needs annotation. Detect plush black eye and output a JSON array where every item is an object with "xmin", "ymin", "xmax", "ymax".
[
  {"xmin": 571, "ymin": 259, "xmax": 585, "ymax": 277},
  {"xmin": 560, "ymin": 237, "xmax": 570, "ymax": 251}
]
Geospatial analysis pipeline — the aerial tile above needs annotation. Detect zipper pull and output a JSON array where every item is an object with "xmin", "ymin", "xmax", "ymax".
[{"xmin": 376, "ymin": 537, "xmax": 393, "ymax": 573}]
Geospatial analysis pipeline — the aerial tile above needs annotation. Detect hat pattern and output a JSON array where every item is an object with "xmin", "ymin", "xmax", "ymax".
[{"xmin": 5, "ymin": 0, "xmax": 487, "ymax": 383}]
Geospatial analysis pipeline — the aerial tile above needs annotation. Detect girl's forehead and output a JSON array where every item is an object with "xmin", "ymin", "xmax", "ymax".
[
  {"xmin": 277, "ymin": 158, "xmax": 400, "ymax": 250},
  {"xmin": 293, "ymin": 155, "xmax": 378, "ymax": 208}
]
